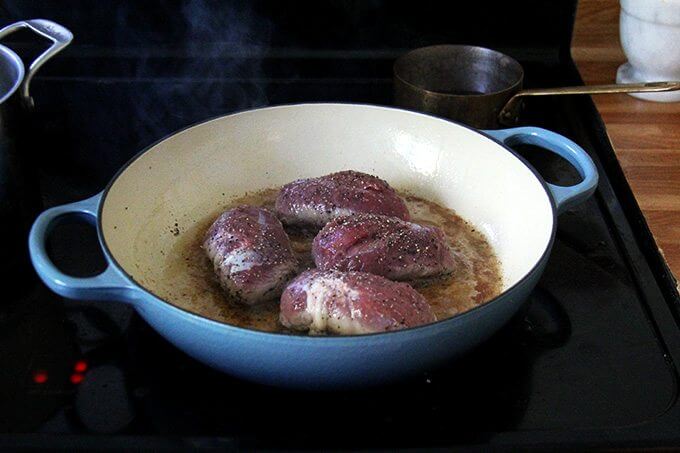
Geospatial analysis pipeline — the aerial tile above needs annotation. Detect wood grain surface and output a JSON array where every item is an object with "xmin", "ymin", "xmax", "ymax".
[{"xmin": 572, "ymin": 0, "xmax": 680, "ymax": 278}]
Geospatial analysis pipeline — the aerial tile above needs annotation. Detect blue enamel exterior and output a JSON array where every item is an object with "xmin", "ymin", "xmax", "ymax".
[{"xmin": 28, "ymin": 124, "xmax": 598, "ymax": 389}]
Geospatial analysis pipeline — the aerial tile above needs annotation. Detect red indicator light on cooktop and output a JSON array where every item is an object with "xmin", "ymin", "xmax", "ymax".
[
  {"xmin": 32, "ymin": 370, "xmax": 48, "ymax": 384},
  {"xmin": 74, "ymin": 360, "xmax": 88, "ymax": 373},
  {"xmin": 70, "ymin": 373, "xmax": 84, "ymax": 385}
]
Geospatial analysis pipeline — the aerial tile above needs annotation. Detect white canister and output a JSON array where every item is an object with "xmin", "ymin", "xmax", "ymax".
[{"xmin": 617, "ymin": 0, "xmax": 680, "ymax": 102}]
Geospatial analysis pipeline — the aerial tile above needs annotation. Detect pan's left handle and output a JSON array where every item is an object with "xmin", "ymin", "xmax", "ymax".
[
  {"xmin": 28, "ymin": 192, "xmax": 140, "ymax": 303},
  {"xmin": 0, "ymin": 19, "xmax": 73, "ymax": 106}
]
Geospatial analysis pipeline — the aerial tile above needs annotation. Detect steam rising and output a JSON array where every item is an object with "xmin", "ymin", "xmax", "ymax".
[
  {"xmin": 1, "ymin": 1, "xmax": 275, "ymax": 182},
  {"xmin": 128, "ymin": 0, "xmax": 273, "ymax": 140}
]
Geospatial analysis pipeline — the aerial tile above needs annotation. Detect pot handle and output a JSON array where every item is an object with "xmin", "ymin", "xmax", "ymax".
[
  {"xmin": 28, "ymin": 192, "xmax": 139, "ymax": 302},
  {"xmin": 0, "ymin": 19, "xmax": 73, "ymax": 106},
  {"xmin": 483, "ymin": 127, "xmax": 598, "ymax": 214}
]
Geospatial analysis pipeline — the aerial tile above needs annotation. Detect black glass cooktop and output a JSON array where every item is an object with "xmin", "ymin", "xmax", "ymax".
[
  {"xmin": 1, "ymin": 1, "xmax": 680, "ymax": 449},
  {"xmin": 1, "ymin": 54, "xmax": 679, "ymax": 450}
]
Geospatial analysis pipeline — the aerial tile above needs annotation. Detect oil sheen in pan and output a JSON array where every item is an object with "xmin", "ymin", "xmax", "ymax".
[{"xmin": 158, "ymin": 188, "xmax": 503, "ymax": 333}]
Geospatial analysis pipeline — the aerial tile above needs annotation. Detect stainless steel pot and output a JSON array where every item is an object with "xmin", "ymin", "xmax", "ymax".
[{"xmin": 0, "ymin": 19, "xmax": 72, "ymax": 295}]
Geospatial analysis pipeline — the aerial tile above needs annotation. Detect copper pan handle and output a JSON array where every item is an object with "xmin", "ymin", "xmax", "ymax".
[{"xmin": 499, "ymin": 81, "xmax": 680, "ymax": 123}]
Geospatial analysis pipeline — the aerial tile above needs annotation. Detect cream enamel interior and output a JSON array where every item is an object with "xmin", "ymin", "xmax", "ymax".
[{"xmin": 101, "ymin": 104, "xmax": 554, "ymax": 308}]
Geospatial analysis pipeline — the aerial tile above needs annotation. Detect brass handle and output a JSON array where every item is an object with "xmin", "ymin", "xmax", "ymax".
[{"xmin": 499, "ymin": 81, "xmax": 680, "ymax": 123}]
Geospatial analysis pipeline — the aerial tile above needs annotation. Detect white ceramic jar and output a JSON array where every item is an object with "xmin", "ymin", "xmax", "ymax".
[{"xmin": 617, "ymin": 0, "xmax": 680, "ymax": 102}]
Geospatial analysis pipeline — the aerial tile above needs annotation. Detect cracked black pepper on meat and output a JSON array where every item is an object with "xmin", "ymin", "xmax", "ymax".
[{"xmin": 157, "ymin": 186, "xmax": 502, "ymax": 334}]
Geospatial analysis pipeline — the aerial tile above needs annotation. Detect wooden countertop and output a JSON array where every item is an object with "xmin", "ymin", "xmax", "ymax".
[{"xmin": 572, "ymin": 0, "xmax": 680, "ymax": 279}]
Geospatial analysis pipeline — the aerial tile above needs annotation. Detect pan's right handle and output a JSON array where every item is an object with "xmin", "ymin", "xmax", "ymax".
[
  {"xmin": 0, "ymin": 19, "xmax": 73, "ymax": 106},
  {"xmin": 484, "ymin": 127, "xmax": 599, "ymax": 214},
  {"xmin": 28, "ymin": 192, "xmax": 140, "ymax": 303}
]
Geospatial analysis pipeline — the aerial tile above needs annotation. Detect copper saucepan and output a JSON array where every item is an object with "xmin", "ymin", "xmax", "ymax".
[{"xmin": 394, "ymin": 45, "xmax": 680, "ymax": 129}]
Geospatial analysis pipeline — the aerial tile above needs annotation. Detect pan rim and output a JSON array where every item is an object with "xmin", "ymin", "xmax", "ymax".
[
  {"xmin": 0, "ymin": 45, "xmax": 25, "ymax": 105},
  {"xmin": 393, "ymin": 44, "xmax": 524, "ymax": 99}
]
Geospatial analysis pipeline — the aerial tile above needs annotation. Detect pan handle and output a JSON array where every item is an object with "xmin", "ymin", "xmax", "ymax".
[
  {"xmin": 483, "ymin": 127, "xmax": 599, "ymax": 214},
  {"xmin": 28, "ymin": 192, "xmax": 140, "ymax": 302},
  {"xmin": 499, "ymin": 81, "xmax": 680, "ymax": 124},
  {"xmin": 0, "ymin": 19, "xmax": 73, "ymax": 106}
]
